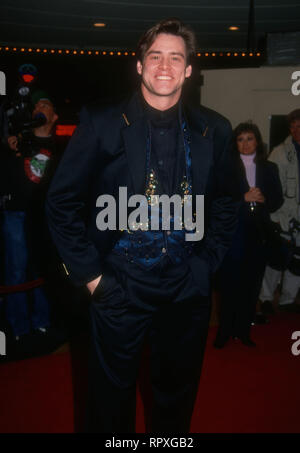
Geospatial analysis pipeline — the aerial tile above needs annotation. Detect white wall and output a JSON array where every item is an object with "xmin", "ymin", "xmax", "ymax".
[{"xmin": 200, "ymin": 65, "xmax": 300, "ymax": 150}]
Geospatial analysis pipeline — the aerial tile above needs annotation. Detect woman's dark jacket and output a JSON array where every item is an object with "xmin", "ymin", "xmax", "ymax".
[{"xmin": 227, "ymin": 156, "xmax": 284, "ymax": 260}]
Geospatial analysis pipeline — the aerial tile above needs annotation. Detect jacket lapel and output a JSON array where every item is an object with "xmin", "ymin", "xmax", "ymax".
[
  {"xmin": 185, "ymin": 106, "xmax": 214, "ymax": 195},
  {"xmin": 121, "ymin": 92, "xmax": 148, "ymax": 194},
  {"xmin": 239, "ymin": 158, "xmax": 250, "ymax": 192},
  {"xmin": 256, "ymin": 161, "xmax": 262, "ymax": 189},
  {"xmin": 121, "ymin": 94, "xmax": 217, "ymax": 196}
]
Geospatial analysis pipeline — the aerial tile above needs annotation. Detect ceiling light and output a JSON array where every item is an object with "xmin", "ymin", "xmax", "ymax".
[
  {"xmin": 229, "ymin": 26, "xmax": 239, "ymax": 31},
  {"xmin": 94, "ymin": 23, "xmax": 106, "ymax": 28}
]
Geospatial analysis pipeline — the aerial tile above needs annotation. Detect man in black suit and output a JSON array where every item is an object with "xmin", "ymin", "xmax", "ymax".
[{"xmin": 46, "ymin": 18, "xmax": 239, "ymax": 432}]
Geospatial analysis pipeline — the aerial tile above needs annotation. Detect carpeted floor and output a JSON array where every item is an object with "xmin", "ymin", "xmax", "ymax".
[
  {"xmin": 0, "ymin": 312, "xmax": 299, "ymax": 433},
  {"xmin": 189, "ymin": 312, "xmax": 300, "ymax": 433}
]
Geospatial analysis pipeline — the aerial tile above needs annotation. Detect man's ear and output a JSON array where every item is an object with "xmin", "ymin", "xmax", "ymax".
[
  {"xmin": 137, "ymin": 60, "xmax": 143, "ymax": 75},
  {"xmin": 185, "ymin": 64, "xmax": 192, "ymax": 79}
]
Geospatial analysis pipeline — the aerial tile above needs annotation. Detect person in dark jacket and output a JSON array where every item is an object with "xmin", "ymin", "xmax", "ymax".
[
  {"xmin": 46, "ymin": 19, "xmax": 240, "ymax": 432},
  {"xmin": 214, "ymin": 122, "xmax": 283, "ymax": 348}
]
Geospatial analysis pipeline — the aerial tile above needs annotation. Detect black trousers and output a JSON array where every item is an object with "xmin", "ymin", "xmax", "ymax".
[
  {"xmin": 216, "ymin": 237, "xmax": 267, "ymax": 341},
  {"xmin": 86, "ymin": 253, "xmax": 211, "ymax": 433}
]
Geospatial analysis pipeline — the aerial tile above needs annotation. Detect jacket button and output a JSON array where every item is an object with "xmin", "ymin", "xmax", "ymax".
[
  {"xmin": 166, "ymin": 231, "xmax": 171, "ymax": 236},
  {"xmin": 162, "ymin": 247, "xmax": 166, "ymax": 253}
]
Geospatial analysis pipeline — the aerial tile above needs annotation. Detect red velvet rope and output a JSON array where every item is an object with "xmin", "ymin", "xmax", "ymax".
[{"xmin": 0, "ymin": 278, "xmax": 45, "ymax": 295}]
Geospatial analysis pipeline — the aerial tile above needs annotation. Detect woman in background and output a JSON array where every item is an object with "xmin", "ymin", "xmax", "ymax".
[{"xmin": 214, "ymin": 122, "xmax": 283, "ymax": 348}]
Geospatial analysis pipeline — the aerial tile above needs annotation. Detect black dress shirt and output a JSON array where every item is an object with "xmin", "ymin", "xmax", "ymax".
[{"xmin": 142, "ymin": 98, "xmax": 186, "ymax": 196}]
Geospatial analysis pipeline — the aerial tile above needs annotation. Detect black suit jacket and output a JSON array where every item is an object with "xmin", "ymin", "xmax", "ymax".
[
  {"xmin": 238, "ymin": 157, "xmax": 283, "ymax": 231},
  {"xmin": 225, "ymin": 157, "xmax": 284, "ymax": 260},
  {"xmin": 238, "ymin": 157, "xmax": 283, "ymax": 212},
  {"xmin": 46, "ymin": 91, "xmax": 240, "ymax": 295}
]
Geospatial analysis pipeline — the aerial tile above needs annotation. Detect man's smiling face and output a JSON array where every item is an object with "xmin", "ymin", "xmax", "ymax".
[{"xmin": 137, "ymin": 33, "xmax": 192, "ymax": 108}]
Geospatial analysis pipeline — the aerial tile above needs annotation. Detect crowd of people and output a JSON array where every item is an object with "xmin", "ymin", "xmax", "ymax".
[
  {"xmin": 1, "ymin": 86, "xmax": 300, "ymax": 355},
  {"xmin": 0, "ymin": 18, "xmax": 300, "ymax": 433},
  {"xmin": 215, "ymin": 109, "xmax": 300, "ymax": 348}
]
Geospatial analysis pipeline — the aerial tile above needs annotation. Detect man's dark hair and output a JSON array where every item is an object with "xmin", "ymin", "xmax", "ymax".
[
  {"xmin": 287, "ymin": 109, "xmax": 300, "ymax": 128},
  {"xmin": 233, "ymin": 122, "xmax": 265, "ymax": 160},
  {"xmin": 136, "ymin": 18, "xmax": 197, "ymax": 65}
]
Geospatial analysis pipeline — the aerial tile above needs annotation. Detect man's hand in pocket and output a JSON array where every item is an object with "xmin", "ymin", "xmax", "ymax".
[{"xmin": 87, "ymin": 275, "xmax": 102, "ymax": 295}]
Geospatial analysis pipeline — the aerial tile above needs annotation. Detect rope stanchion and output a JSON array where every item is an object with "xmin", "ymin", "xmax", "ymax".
[{"xmin": 0, "ymin": 278, "xmax": 45, "ymax": 295}]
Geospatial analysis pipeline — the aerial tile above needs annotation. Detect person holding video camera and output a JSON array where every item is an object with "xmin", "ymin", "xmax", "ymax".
[{"xmin": 0, "ymin": 90, "xmax": 58, "ymax": 343}]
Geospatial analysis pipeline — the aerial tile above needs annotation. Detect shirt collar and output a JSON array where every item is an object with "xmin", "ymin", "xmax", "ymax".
[{"xmin": 139, "ymin": 90, "xmax": 179, "ymax": 124}]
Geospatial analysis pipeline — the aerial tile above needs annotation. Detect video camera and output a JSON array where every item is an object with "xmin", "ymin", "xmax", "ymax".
[
  {"xmin": 3, "ymin": 64, "xmax": 47, "ymax": 157},
  {"xmin": 268, "ymin": 217, "xmax": 300, "ymax": 275},
  {"xmin": 287, "ymin": 218, "xmax": 300, "ymax": 276}
]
